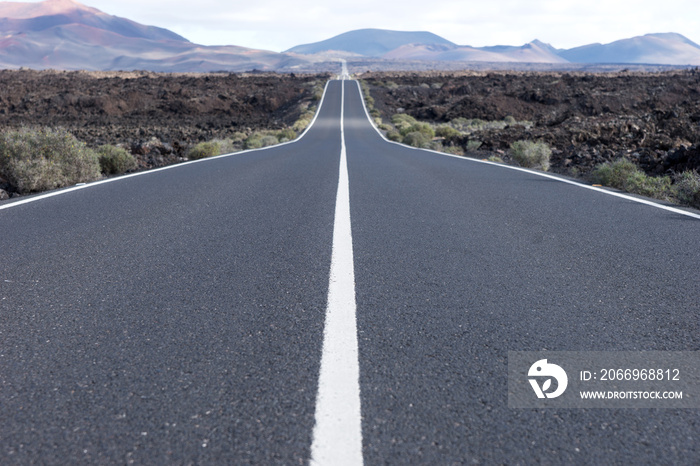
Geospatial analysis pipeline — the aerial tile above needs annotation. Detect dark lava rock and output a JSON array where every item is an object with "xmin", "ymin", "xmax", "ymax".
[
  {"xmin": 0, "ymin": 69, "xmax": 330, "ymax": 171},
  {"xmin": 363, "ymin": 70, "xmax": 700, "ymax": 177}
]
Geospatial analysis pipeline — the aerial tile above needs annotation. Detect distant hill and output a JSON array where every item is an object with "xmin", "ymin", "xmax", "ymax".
[
  {"xmin": 383, "ymin": 40, "xmax": 568, "ymax": 63},
  {"xmin": 286, "ymin": 29, "xmax": 456, "ymax": 57},
  {"xmin": 0, "ymin": 0, "xmax": 305, "ymax": 71},
  {"xmin": 558, "ymin": 33, "xmax": 700, "ymax": 65},
  {"xmin": 287, "ymin": 29, "xmax": 562, "ymax": 63},
  {"xmin": 0, "ymin": 0, "xmax": 187, "ymax": 42},
  {"xmin": 287, "ymin": 28, "xmax": 700, "ymax": 67}
]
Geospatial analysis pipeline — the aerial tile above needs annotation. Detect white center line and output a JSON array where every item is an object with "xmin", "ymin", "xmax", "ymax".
[{"xmin": 310, "ymin": 81, "xmax": 363, "ymax": 466}]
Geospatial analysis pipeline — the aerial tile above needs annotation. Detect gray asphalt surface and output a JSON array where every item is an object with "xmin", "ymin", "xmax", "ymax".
[
  {"xmin": 0, "ymin": 84, "xmax": 342, "ymax": 464},
  {"xmin": 343, "ymin": 81, "xmax": 700, "ymax": 464},
  {"xmin": 1, "ymin": 79, "xmax": 699, "ymax": 464}
]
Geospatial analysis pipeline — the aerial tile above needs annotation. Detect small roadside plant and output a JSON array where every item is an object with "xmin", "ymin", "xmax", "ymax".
[
  {"xmin": 591, "ymin": 158, "xmax": 676, "ymax": 201},
  {"xmin": 402, "ymin": 131, "xmax": 430, "ymax": 148},
  {"xmin": 0, "ymin": 127, "xmax": 101, "ymax": 193},
  {"xmin": 97, "ymin": 144, "xmax": 137, "ymax": 175},
  {"xmin": 292, "ymin": 117, "xmax": 312, "ymax": 133},
  {"xmin": 359, "ymin": 81, "xmax": 375, "ymax": 109},
  {"xmin": 292, "ymin": 106, "xmax": 316, "ymax": 132},
  {"xmin": 360, "ymin": 80, "xmax": 371, "ymax": 99},
  {"xmin": 591, "ymin": 158, "xmax": 638, "ymax": 188},
  {"xmin": 188, "ymin": 141, "xmax": 221, "ymax": 160},
  {"xmin": 674, "ymin": 170, "xmax": 700, "ymax": 208},
  {"xmin": 510, "ymin": 140, "xmax": 551, "ymax": 171},
  {"xmin": 244, "ymin": 134, "xmax": 263, "ymax": 149},
  {"xmin": 435, "ymin": 125, "xmax": 461, "ymax": 139},
  {"xmin": 387, "ymin": 131, "xmax": 402, "ymax": 142},
  {"xmin": 211, "ymin": 138, "xmax": 238, "ymax": 155},
  {"xmin": 260, "ymin": 135, "xmax": 280, "ymax": 147},
  {"xmin": 391, "ymin": 114, "xmax": 418, "ymax": 132},
  {"xmin": 244, "ymin": 133, "xmax": 284, "ymax": 150},
  {"xmin": 277, "ymin": 128, "xmax": 297, "ymax": 142},
  {"xmin": 400, "ymin": 122, "xmax": 435, "ymax": 140},
  {"xmin": 624, "ymin": 170, "xmax": 673, "ymax": 200},
  {"xmin": 231, "ymin": 132, "xmax": 247, "ymax": 144},
  {"xmin": 310, "ymin": 81, "xmax": 325, "ymax": 101}
]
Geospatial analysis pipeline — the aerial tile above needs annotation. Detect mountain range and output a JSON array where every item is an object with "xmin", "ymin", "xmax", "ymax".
[
  {"xmin": 1, "ymin": 0, "xmax": 699, "ymax": 72},
  {"xmin": 0, "ymin": 0, "xmax": 303, "ymax": 71},
  {"xmin": 289, "ymin": 29, "xmax": 700, "ymax": 66}
]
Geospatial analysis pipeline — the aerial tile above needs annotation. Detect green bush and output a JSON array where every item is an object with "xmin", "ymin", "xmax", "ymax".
[
  {"xmin": 292, "ymin": 117, "xmax": 312, "ymax": 132},
  {"xmin": 674, "ymin": 170, "xmax": 700, "ymax": 208},
  {"xmin": 392, "ymin": 114, "xmax": 417, "ymax": 124},
  {"xmin": 435, "ymin": 125, "xmax": 461, "ymax": 139},
  {"xmin": 510, "ymin": 140, "xmax": 551, "ymax": 171},
  {"xmin": 312, "ymin": 83, "xmax": 324, "ymax": 101},
  {"xmin": 277, "ymin": 128, "xmax": 297, "ymax": 142},
  {"xmin": 244, "ymin": 135, "xmax": 262, "ymax": 149},
  {"xmin": 400, "ymin": 123, "xmax": 435, "ymax": 139},
  {"xmin": 592, "ymin": 158, "xmax": 678, "ymax": 201},
  {"xmin": 97, "ymin": 145, "xmax": 137, "ymax": 175},
  {"xmin": 591, "ymin": 158, "xmax": 639, "ymax": 188},
  {"xmin": 625, "ymin": 171, "xmax": 673, "ymax": 200},
  {"xmin": 391, "ymin": 114, "xmax": 418, "ymax": 131},
  {"xmin": 402, "ymin": 131, "xmax": 430, "ymax": 148},
  {"xmin": 387, "ymin": 131, "xmax": 402, "ymax": 142},
  {"xmin": 231, "ymin": 132, "xmax": 248, "ymax": 143},
  {"xmin": 0, "ymin": 127, "xmax": 101, "ymax": 193},
  {"xmin": 214, "ymin": 138, "xmax": 238, "ymax": 155},
  {"xmin": 260, "ymin": 135, "xmax": 280, "ymax": 147},
  {"xmin": 244, "ymin": 133, "xmax": 282, "ymax": 149},
  {"xmin": 467, "ymin": 119, "xmax": 487, "ymax": 129},
  {"xmin": 359, "ymin": 80, "xmax": 370, "ymax": 98},
  {"xmin": 188, "ymin": 141, "xmax": 221, "ymax": 160}
]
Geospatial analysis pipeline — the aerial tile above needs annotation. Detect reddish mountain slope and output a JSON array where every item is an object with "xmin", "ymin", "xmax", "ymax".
[{"xmin": 0, "ymin": 0, "xmax": 302, "ymax": 71}]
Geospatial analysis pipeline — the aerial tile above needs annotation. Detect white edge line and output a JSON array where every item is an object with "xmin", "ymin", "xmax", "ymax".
[
  {"xmin": 0, "ymin": 80, "xmax": 333, "ymax": 212},
  {"xmin": 353, "ymin": 80, "xmax": 700, "ymax": 221},
  {"xmin": 310, "ymin": 80, "xmax": 363, "ymax": 466}
]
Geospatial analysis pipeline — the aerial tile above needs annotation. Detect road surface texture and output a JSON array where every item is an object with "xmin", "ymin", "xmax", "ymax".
[{"xmin": 1, "ymin": 80, "xmax": 698, "ymax": 464}]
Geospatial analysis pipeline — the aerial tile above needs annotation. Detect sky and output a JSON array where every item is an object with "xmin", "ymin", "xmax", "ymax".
[{"xmin": 22, "ymin": 0, "xmax": 700, "ymax": 52}]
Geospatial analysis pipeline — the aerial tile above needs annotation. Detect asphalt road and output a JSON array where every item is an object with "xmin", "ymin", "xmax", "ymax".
[{"xmin": 1, "ymin": 80, "xmax": 699, "ymax": 464}]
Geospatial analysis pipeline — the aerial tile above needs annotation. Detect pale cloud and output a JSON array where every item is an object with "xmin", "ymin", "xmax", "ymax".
[{"xmin": 14, "ymin": 0, "xmax": 700, "ymax": 51}]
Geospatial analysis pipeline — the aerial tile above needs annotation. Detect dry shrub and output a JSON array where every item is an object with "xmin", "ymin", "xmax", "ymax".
[{"xmin": 0, "ymin": 127, "xmax": 100, "ymax": 193}]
